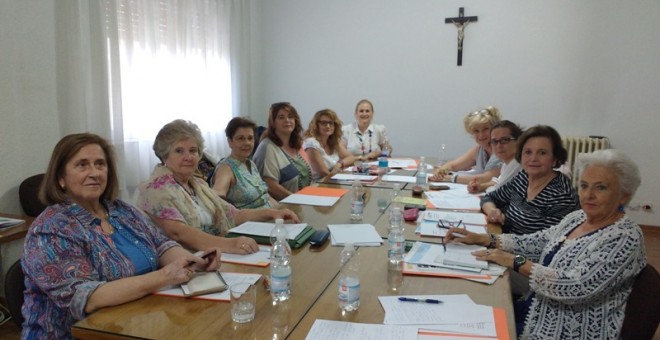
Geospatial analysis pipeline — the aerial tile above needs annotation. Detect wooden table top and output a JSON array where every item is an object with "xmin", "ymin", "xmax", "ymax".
[{"xmin": 71, "ymin": 181, "xmax": 513, "ymax": 340}]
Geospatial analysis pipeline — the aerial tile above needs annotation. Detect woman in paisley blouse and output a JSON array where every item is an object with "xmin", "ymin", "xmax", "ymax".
[
  {"xmin": 253, "ymin": 102, "xmax": 312, "ymax": 200},
  {"xmin": 210, "ymin": 117, "xmax": 277, "ymax": 209},
  {"xmin": 138, "ymin": 120, "xmax": 299, "ymax": 255},
  {"xmin": 21, "ymin": 133, "xmax": 220, "ymax": 339},
  {"xmin": 446, "ymin": 149, "xmax": 646, "ymax": 339}
]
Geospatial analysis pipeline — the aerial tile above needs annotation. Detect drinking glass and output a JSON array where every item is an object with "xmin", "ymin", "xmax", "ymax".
[{"xmin": 231, "ymin": 283, "xmax": 256, "ymax": 323}]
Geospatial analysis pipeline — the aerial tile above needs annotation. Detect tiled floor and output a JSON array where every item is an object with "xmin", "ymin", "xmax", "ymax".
[{"xmin": 1, "ymin": 226, "xmax": 659, "ymax": 340}]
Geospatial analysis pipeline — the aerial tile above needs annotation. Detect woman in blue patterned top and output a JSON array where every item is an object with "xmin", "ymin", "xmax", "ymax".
[
  {"xmin": 446, "ymin": 149, "xmax": 646, "ymax": 339},
  {"xmin": 211, "ymin": 117, "xmax": 278, "ymax": 209},
  {"xmin": 21, "ymin": 133, "xmax": 220, "ymax": 340},
  {"xmin": 481, "ymin": 125, "xmax": 580, "ymax": 234}
]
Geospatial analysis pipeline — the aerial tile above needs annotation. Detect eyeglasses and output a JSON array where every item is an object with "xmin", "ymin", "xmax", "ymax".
[
  {"xmin": 318, "ymin": 120, "xmax": 334, "ymax": 127},
  {"xmin": 437, "ymin": 219, "xmax": 463, "ymax": 229},
  {"xmin": 489, "ymin": 137, "xmax": 516, "ymax": 146},
  {"xmin": 468, "ymin": 109, "xmax": 491, "ymax": 117}
]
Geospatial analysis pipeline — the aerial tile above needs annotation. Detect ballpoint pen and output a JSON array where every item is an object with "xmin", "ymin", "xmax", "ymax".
[
  {"xmin": 398, "ymin": 297, "xmax": 443, "ymax": 304},
  {"xmin": 441, "ymin": 236, "xmax": 446, "ymax": 252}
]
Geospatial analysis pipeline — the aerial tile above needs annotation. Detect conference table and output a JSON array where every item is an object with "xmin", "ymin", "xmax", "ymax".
[{"xmin": 71, "ymin": 173, "xmax": 515, "ymax": 339}]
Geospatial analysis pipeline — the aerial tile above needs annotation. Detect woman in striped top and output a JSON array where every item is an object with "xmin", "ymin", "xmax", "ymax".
[{"xmin": 481, "ymin": 125, "xmax": 579, "ymax": 234}]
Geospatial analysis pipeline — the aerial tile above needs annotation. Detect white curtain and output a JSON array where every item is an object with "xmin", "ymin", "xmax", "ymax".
[{"xmin": 101, "ymin": 0, "xmax": 234, "ymax": 202}]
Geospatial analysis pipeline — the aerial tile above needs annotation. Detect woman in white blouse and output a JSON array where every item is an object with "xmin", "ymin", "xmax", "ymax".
[
  {"xmin": 303, "ymin": 109, "xmax": 354, "ymax": 180},
  {"xmin": 342, "ymin": 99, "xmax": 391, "ymax": 161}
]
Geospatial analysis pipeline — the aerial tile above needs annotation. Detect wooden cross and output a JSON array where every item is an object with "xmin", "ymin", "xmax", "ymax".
[{"xmin": 445, "ymin": 7, "xmax": 478, "ymax": 66}]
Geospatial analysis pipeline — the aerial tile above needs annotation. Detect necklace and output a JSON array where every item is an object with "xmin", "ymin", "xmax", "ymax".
[
  {"xmin": 177, "ymin": 180, "xmax": 198, "ymax": 204},
  {"xmin": 357, "ymin": 130, "xmax": 372, "ymax": 156}
]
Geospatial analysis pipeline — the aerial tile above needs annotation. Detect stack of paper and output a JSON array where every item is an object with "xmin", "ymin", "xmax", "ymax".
[
  {"xmin": 378, "ymin": 294, "xmax": 509, "ymax": 339},
  {"xmin": 415, "ymin": 210, "xmax": 487, "ymax": 238},
  {"xmin": 403, "ymin": 242, "xmax": 504, "ymax": 284},
  {"xmin": 331, "ymin": 173, "xmax": 378, "ymax": 182},
  {"xmin": 0, "ymin": 217, "xmax": 25, "ymax": 229},
  {"xmin": 280, "ymin": 186, "xmax": 348, "ymax": 206},
  {"xmin": 229, "ymin": 221, "xmax": 308, "ymax": 240},
  {"xmin": 327, "ymin": 224, "xmax": 383, "ymax": 246},
  {"xmin": 424, "ymin": 185, "xmax": 481, "ymax": 211}
]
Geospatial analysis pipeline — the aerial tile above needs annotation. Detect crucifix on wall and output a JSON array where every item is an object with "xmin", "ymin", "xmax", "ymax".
[{"xmin": 445, "ymin": 7, "xmax": 478, "ymax": 66}]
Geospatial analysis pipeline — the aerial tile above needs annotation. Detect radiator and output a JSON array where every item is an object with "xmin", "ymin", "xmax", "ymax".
[{"xmin": 561, "ymin": 136, "xmax": 610, "ymax": 186}]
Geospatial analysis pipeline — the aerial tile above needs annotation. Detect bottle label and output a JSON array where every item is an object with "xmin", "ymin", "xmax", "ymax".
[
  {"xmin": 338, "ymin": 279, "xmax": 360, "ymax": 304},
  {"xmin": 351, "ymin": 201, "xmax": 364, "ymax": 215},
  {"xmin": 387, "ymin": 238, "xmax": 403, "ymax": 256},
  {"xmin": 271, "ymin": 270, "xmax": 291, "ymax": 294},
  {"xmin": 378, "ymin": 157, "xmax": 388, "ymax": 167}
]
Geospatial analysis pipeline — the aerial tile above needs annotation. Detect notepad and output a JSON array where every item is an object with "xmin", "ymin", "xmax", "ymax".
[
  {"xmin": 438, "ymin": 243, "xmax": 489, "ymax": 270},
  {"xmin": 181, "ymin": 271, "xmax": 228, "ymax": 297},
  {"xmin": 328, "ymin": 224, "xmax": 383, "ymax": 246}
]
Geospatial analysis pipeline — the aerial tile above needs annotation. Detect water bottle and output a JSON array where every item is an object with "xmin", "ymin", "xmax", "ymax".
[
  {"xmin": 378, "ymin": 156, "xmax": 389, "ymax": 175},
  {"xmin": 270, "ymin": 218, "xmax": 292, "ymax": 301},
  {"xmin": 390, "ymin": 183, "xmax": 401, "ymax": 205},
  {"xmin": 338, "ymin": 242, "xmax": 360, "ymax": 311},
  {"xmin": 416, "ymin": 156, "xmax": 428, "ymax": 187},
  {"xmin": 436, "ymin": 144, "xmax": 448, "ymax": 173},
  {"xmin": 380, "ymin": 138, "xmax": 392, "ymax": 157},
  {"xmin": 350, "ymin": 180, "xmax": 364, "ymax": 221},
  {"xmin": 387, "ymin": 206, "xmax": 405, "ymax": 264}
]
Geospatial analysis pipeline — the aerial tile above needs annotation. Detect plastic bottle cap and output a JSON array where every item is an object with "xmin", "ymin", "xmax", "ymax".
[{"xmin": 275, "ymin": 218, "xmax": 284, "ymax": 224}]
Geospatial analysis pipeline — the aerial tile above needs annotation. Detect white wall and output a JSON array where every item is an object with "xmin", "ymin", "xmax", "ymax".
[{"xmin": 250, "ymin": 0, "xmax": 660, "ymax": 226}]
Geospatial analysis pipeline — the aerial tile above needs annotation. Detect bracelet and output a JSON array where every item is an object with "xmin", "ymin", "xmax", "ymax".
[
  {"xmin": 338, "ymin": 159, "xmax": 345, "ymax": 167},
  {"xmin": 488, "ymin": 233, "xmax": 497, "ymax": 248},
  {"xmin": 452, "ymin": 174, "xmax": 459, "ymax": 183}
]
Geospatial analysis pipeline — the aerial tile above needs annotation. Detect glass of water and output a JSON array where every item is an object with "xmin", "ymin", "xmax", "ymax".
[{"xmin": 231, "ymin": 283, "xmax": 256, "ymax": 323}]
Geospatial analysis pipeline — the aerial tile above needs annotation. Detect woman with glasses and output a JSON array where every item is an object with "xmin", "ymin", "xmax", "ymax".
[
  {"xmin": 481, "ymin": 125, "xmax": 579, "ymax": 235},
  {"xmin": 253, "ymin": 102, "xmax": 312, "ymax": 200},
  {"xmin": 303, "ymin": 109, "xmax": 355, "ymax": 180},
  {"xmin": 342, "ymin": 99, "xmax": 391, "ymax": 161},
  {"xmin": 210, "ymin": 117, "xmax": 278, "ymax": 209},
  {"xmin": 468, "ymin": 120, "xmax": 524, "ymax": 193},
  {"xmin": 431, "ymin": 106, "xmax": 503, "ymax": 185}
]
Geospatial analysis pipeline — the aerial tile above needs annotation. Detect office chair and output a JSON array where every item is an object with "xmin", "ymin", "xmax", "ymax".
[
  {"xmin": 4, "ymin": 259, "xmax": 25, "ymax": 328},
  {"xmin": 18, "ymin": 174, "xmax": 47, "ymax": 217},
  {"xmin": 620, "ymin": 264, "xmax": 660, "ymax": 340}
]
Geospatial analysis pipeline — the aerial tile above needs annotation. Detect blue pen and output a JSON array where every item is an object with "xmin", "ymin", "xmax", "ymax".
[{"xmin": 398, "ymin": 297, "xmax": 442, "ymax": 304}]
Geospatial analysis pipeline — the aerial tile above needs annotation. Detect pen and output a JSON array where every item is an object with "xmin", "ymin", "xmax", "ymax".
[
  {"xmin": 441, "ymin": 236, "xmax": 446, "ymax": 252},
  {"xmin": 398, "ymin": 297, "xmax": 442, "ymax": 304}
]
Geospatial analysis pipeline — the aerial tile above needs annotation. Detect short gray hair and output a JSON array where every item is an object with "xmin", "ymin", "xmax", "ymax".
[
  {"xmin": 153, "ymin": 119, "xmax": 205, "ymax": 163},
  {"xmin": 575, "ymin": 149, "xmax": 641, "ymax": 201}
]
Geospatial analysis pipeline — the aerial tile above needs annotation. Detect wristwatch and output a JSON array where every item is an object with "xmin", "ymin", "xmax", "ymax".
[{"xmin": 513, "ymin": 254, "xmax": 527, "ymax": 272}]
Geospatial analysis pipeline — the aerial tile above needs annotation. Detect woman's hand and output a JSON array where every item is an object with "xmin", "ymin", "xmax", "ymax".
[
  {"xmin": 272, "ymin": 208, "xmax": 300, "ymax": 223},
  {"xmin": 471, "ymin": 248, "xmax": 514, "ymax": 268},
  {"xmin": 486, "ymin": 208, "xmax": 505, "ymax": 224},
  {"xmin": 467, "ymin": 179, "xmax": 480, "ymax": 193},
  {"xmin": 429, "ymin": 173, "xmax": 451, "ymax": 182},
  {"xmin": 159, "ymin": 257, "xmax": 200, "ymax": 286},
  {"xmin": 230, "ymin": 236, "xmax": 259, "ymax": 254},
  {"xmin": 189, "ymin": 248, "xmax": 222, "ymax": 272},
  {"xmin": 445, "ymin": 227, "xmax": 490, "ymax": 246}
]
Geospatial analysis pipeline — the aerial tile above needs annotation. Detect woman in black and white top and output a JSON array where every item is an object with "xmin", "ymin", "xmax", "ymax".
[{"xmin": 481, "ymin": 125, "xmax": 579, "ymax": 234}]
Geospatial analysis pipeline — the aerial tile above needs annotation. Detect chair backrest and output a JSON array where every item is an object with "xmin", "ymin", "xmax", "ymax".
[
  {"xmin": 621, "ymin": 264, "xmax": 660, "ymax": 340},
  {"xmin": 252, "ymin": 126, "xmax": 267, "ymax": 157},
  {"xmin": 4, "ymin": 259, "xmax": 26, "ymax": 328},
  {"xmin": 18, "ymin": 174, "xmax": 47, "ymax": 217}
]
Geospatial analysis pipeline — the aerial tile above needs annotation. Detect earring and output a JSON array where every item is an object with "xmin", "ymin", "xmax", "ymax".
[{"xmin": 618, "ymin": 204, "xmax": 625, "ymax": 212}]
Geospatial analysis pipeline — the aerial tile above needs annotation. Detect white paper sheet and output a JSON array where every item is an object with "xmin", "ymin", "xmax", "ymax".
[
  {"xmin": 404, "ymin": 242, "xmax": 483, "ymax": 273},
  {"xmin": 381, "ymin": 175, "xmax": 417, "ymax": 183},
  {"xmin": 306, "ymin": 320, "xmax": 418, "ymax": 340},
  {"xmin": 230, "ymin": 221, "xmax": 308, "ymax": 240},
  {"xmin": 425, "ymin": 190, "xmax": 481, "ymax": 210},
  {"xmin": 440, "ymin": 243, "xmax": 489, "ymax": 270},
  {"xmin": 422, "ymin": 210, "xmax": 487, "ymax": 226},
  {"xmin": 417, "ymin": 220, "xmax": 486, "ymax": 238},
  {"xmin": 280, "ymin": 193, "xmax": 341, "ymax": 206},
  {"xmin": 328, "ymin": 224, "xmax": 383, "ymax": 246},
  {"xmin": 220, "ymin": 245, "xmax": 271, "ymax": 266},
  {"xmin": 331, "ymin": 173, "xmax": 378, "ymax": 181},
  {"xmin": 378, "ymin": 295, "xmax": 497, "ymax": 337}
]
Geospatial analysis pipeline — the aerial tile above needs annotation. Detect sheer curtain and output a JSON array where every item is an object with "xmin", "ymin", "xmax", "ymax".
[{"xmin": 101, "ymin": 0, "xmax": 234, "ymax": 202}]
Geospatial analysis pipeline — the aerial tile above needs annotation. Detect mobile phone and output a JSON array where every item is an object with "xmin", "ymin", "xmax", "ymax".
[
  {"xmin": 187, "ymin": 249, "xmax": 217, "ymax": 267},
  {"xmin": 309, "ymin": 229, "xmax": 330, "ymax": 246}
]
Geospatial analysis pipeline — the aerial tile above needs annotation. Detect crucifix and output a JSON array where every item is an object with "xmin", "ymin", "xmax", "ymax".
[{"xmin": 445, "ymin": 7, "xmax": 478, "ymax": 66}]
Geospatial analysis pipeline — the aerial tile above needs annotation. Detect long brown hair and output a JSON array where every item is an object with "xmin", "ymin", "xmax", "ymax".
[{"xmin": 266, "ymin": 102, "xmax": 304, "ymax": 149}]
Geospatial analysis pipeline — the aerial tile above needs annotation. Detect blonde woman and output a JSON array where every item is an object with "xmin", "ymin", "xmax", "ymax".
[{"xmin": 303, "ymin": 109, "xmax": 354, "ymax": 180}]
